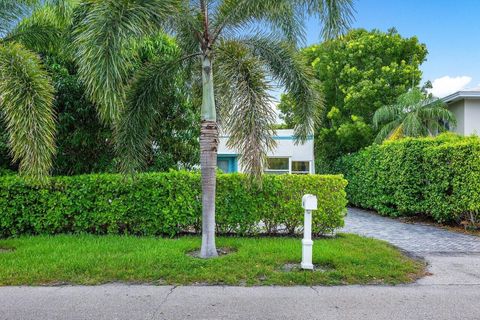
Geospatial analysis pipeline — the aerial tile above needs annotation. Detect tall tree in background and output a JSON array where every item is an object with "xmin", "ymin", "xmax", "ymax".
[
  {"xmin": 73, "ymin": 0, "xmax": 353, "ymax": 258},
  {"xmin": 279, "ymin": 28, "xmax": 428, "ymax": 172},
  {"xmin": 373, "ymin": 88, "xmax": 456, "ymax": 142}
]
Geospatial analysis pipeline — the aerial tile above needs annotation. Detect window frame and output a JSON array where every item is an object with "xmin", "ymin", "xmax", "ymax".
[
  {"xmin": 291, "ymin": 161, "xmax": 311, "ymax": 174},
  {"xmin": 264, "ymin": 157, "xmax": 291, "ymax": 175}
]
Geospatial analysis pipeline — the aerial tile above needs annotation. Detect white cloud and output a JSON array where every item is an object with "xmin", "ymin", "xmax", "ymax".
[{"xmin": 428, "ymin": 76, "xmax": 472, "ymax": 98}]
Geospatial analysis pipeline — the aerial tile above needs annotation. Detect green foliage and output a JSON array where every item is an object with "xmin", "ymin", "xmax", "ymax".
[
  {"xmin": 0, "ymin": 30, "xmax": 199, "ymax": 175},
  {"xmin": 373, "ymin": 88, "xmax": 456, "ymax": 143},
  {"xmin": 0, "ymin": 234, "xmax": 421, "ymax": 286},
  {"xmin": 280, "ymin": 28, "xmax": 428, "ymax": 172},
  {"xmin": 73, "ymin": 0, "xmax": 353, "ymax": 178},
  {"xmin": 315, "ymin": 115, "xmax": 374, "ymax": 173},
  {"xmin": 0, "ymin": 172, "xmax": 347, "ymax": 237},
  {"xmin": 0, "ymin": 42, "xmax": 56, "ymax": 183},
  {"xmin": 335, "ymin": 133, "xmax": 480, "ymax": 226},
  {"xmin": 46, "ymin": 57, "xmax": 115, "ymax": 175}
]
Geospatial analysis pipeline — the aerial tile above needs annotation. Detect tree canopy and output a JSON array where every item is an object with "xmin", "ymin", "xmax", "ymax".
[
  {"xmin": 279, "ymin": 28, "xmax": 428, "ymax": 172},
  {"xmin": 0, "ymin": 2, "xmax": 199, "ymax": 176}
]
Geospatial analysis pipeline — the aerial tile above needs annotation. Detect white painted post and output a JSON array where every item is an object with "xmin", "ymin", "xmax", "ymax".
[{"xmin": 301, "ymin": 194, "xmax": 317, "ymax": 270}]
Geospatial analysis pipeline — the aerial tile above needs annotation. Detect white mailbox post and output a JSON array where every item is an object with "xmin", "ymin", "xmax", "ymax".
[{"xmin": 301, "ymin": 194, "xmax": 317, "ymax": 270}]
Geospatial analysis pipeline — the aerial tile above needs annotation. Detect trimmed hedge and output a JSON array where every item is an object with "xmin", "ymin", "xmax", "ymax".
[
  {"xmin": 0, "ymin": 171, "xmax": 347, "ymax": 238},
  {"xmin": 335, "ymin": 133, "xmax": 480, "ymax": 225}
]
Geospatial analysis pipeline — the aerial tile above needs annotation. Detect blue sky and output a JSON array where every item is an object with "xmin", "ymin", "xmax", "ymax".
[{"xmin": 305, "ymin": 0, "xmax": 480, "ymax": 97}]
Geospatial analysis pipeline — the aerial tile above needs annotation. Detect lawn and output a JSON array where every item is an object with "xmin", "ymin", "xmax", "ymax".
[{"xmin": 0, "ymin": 234, "xmax": 424, "ymax": 286}]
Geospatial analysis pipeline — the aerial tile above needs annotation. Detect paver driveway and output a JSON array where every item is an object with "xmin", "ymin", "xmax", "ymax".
[{"xmin": 342, "ymin": 207, "xmax": 480, "ymax": 254}]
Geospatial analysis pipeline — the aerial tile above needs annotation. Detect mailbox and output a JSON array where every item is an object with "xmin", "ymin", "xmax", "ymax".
[
  {"xmin": 301, "ymin": 194, "xmax": 317, "ymax": 270},
  {"xmin": 302, "ymin": 194, "xmax": 317, "ymax": 211}
]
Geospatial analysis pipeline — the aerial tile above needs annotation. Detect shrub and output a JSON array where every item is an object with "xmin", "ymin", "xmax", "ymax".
[
  {"xmin": 0, "ymin": 172, "xmax": 347, "ymax": 238},
  {"xmin": 335, "ymin": 133, "xmax": 480, "ymax": 226}
]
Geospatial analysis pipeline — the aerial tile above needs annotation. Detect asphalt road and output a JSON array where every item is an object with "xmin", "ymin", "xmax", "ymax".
[{"xmin": 1, "ymin": 276, "xmax": 479, "ymax": 320}]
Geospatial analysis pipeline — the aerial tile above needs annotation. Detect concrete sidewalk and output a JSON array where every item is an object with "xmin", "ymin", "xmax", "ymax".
[{"xmin": 1, "ymin": 282, "xmax": 480, "ymax": 320}]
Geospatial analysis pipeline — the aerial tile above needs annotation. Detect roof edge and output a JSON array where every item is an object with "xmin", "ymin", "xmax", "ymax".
[{"xmin": 443, "ymin": 91, "xmax": 480, "ymax": 103}]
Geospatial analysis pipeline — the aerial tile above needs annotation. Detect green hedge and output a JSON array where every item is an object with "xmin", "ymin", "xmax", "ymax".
[
  {"xmin": 335, "ymin": 133, "xmax": 480, "ymax": 225},
  {"xmin": 0, "ymin": 171, "xmax": 347, "ymax": 238}
]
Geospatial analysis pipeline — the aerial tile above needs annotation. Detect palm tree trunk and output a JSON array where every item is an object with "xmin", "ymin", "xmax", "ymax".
[{"xmin": 200, "ymin": 55, "xmax": 218, "ymax": 258}]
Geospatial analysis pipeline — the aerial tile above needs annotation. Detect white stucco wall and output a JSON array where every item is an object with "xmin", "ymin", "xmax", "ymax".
[
  {"xmin": 464, "ymin": 99, "xmax": 480, "ymax": 135},
  {"xmin": 218, "ymin": 129, "xmax": 315, "ymax": 174},
  {"xmin": 447, "ymin": 100, "xmax": 465, "ymax": 135}
]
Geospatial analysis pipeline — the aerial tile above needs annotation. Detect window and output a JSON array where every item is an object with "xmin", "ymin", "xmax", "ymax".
[
  {"xmin": 265, "ymin": 157, "xmax": 289, "ymax": 174},
  {"xmin": 217, "ymin": 156, "xmax": 238, "ymax": 173},
  {"xmin": 292, "ymin": 161, "xmax": 310, "ymax": 174},
  {"xmin": 217, "ymin": 159, "xmax": 230, "ymax": 173}
]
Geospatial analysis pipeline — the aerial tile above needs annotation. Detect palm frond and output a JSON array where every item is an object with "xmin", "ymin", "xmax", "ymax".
[
  {"xmin": 0, "ymin": 1, "xmax": 39, "ymax": 35},
  {"xmin": 73, "ymin": 0, "xmax": 180, "ymax": 124},
  {"xmin": 5, "ymin": 5, "xmax": 64, "ymax": 54},
  {"xmin": 212, "ymin": 0, "xmax": 306, "ymax": 45},
  {"xmin": 0, "ymin": 42, "xmax": 56, "ymax": 183},
  {"xmin": 297, "ymin": 0, "xmax": 354, "ymax": 39},
  {"xmin": 373, "ymin": 105, "xmax": 400, "ymax": 128},
  {"xmin": 215, "ymin": 40, "xmax": 277, "ymax": 180},
  {"xmin": 43, "ymin": 0, "xmax": 79, "ymax": 22},
  {"xmin": 374, "ymin": 119, "xmax": 402, "ymax": 144},
  {"xmin": 169, "ymin": 10, "xmax": 203, "ymax": 57},
  {"xmin": 234, "ymin": 34, "xmax": 322, "ymax": 142},
  {"xmin": 402, "ymin": 112, "xmax": 425, "ymax": 137},
  {"xmin": 116, "ymin": 52, "xmax": 191, "ymax": 174}
]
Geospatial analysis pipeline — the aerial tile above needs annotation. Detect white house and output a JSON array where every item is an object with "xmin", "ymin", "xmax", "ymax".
[
  {"xmin": 443, "ymin": 91, "xmax": 480, "ymax": 135},
  {"xmin": 217, "ymin": 129, "xmax": 315, "ymax": 174}
]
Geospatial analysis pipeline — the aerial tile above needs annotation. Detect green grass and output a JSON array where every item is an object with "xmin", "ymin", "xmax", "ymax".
[{"xmin": 0, "ymin": 234, "xmax": 424, "ymax": 286}]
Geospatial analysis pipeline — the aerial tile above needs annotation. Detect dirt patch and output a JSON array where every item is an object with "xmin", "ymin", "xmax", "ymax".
[
  {"xmin": 281, "ymin": 263, "xmax": 333, "ymax": 273},
  {"xmin": 187, "ymin": 247, "xmax": 237, "ymax": 258},
  {"xmin": 0, "ymin": 247, "xmax": 15, "ymax": 253}
]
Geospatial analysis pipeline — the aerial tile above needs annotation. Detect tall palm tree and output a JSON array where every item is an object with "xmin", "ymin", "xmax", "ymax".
[
  {"xmin": 373, "ymin": 88, "xmax": 456, "ymax": 143},
  {"xmin": 0, "ymin": 0, "xmax": 66, "ymax": 183},
  {"xmin": 73, "ymin": 0, "xmax": 354, "ymax": 258}
]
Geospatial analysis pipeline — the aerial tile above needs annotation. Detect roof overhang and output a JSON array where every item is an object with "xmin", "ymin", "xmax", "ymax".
[{"xmin": 442, "ymin": 91, "xmax": 480, "ymax": 104}]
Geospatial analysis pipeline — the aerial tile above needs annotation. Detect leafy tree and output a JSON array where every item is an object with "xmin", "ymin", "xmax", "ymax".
[
  {"xmin": 47, "ymin": 33, "xmax": 199, "ymax": 175},
  {"xmin": 373, "ymin": 88, "xmax": 456, "ymax": 143},
  {"xmin": 0, "ymin": 3, "xmax": 199, "ymax": 175},
  {"xmin": 279, "ymin": 28, "xmax": 428, "ymax": 172},
  {"xmin": 72, "ymin": 0, "xmax": 354, "ymax": 257}
]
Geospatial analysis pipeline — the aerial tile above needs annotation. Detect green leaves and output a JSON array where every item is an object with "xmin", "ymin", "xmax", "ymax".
[
  {"xmin": 115, "ymin": 48, "xmax": 186, "ymax": 174},
  {"xmin": 336, "ymin": 134, "xmax": 480, "ymax": 225},
  {"xmin": 237, "ymin": 35, "xmax": 323, "ymax": 143},
  {"xmin": 0, "ymin": 172, "xmax": 347, "ymax": 237},
  {"xmin": 215, "ymin": 40, "xmax": 277, "ymax": 181},
  {"xmin": 73, "ymin": 0, "xmax": 181, "ymax": 124},
  {"xmin": 0, "ymin": 42, "xmax": 56, "ymax": 183},
  {"xmin": 373, "ymin": 88, "xmax": 456, "ymax": 143}
]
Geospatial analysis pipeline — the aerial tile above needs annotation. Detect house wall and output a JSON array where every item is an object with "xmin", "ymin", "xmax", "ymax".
[
  {"xmin": 464, "ymin": 99, "xmax": 480, "ymax": 135},
  {"xmin": 218, "ymin": 129, "xmax": 315, "ymax": 174},
  {"xmin": 448, "ymin": 100, "xmax": 465, "ymax": 135}
]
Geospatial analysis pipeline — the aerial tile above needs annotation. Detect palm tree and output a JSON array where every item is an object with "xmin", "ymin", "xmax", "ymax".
[
  {"xmin": 373, "ymin": 88, "xmax": 456, "ymax": 143},
  {"xmin": 72, "ymin": 0, "xmax": 354, "ymax": 258},
  {"xmin": 0, "ymin": 0, "xmax": 67, "ymax": 183}
]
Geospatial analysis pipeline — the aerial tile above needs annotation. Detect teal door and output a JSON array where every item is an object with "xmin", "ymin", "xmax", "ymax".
[{"xmin": 217, "ymin": 155, "xmax": 238, "ymax": 173}]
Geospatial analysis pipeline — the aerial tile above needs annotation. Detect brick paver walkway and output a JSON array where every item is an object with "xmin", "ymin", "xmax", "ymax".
[{"xmin": 342, "ymin": 208, "xmax": 480, "ymax": 254}]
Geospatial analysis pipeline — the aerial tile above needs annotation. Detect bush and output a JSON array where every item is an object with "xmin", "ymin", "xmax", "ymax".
[
  {"xmin": 335, "ymin": 133, "xmax": 480, "ymax": 226},
  {"xmin": 0, "ymin": 172, "xmax": 347, "ymax": 238}
]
